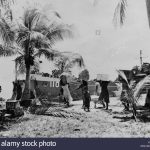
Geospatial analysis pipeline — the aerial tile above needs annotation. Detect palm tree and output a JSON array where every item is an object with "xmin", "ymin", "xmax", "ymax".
[
  {"xmin": 15, "ymin": 8, "xmax": 73, "ymax": 101},
  {"xmin": 54, "ymin": 52, "xmax": 85, "ymax": 74}
]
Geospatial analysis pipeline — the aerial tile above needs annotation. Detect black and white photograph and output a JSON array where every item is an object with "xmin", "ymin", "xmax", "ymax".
[{"xmin": 0, "ymin": 0, "xmax": 150, "ymax": 140}]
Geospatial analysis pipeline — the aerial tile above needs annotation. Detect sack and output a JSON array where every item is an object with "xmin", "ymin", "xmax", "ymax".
[{"xmin": 97, "ymin": 74, "xmax": 109, "ymax": 81}]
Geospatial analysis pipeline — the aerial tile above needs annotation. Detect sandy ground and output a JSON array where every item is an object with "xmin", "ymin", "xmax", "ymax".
[{"xmin": 1, "ymin": 96, "xmax": 150, "ymax": 138}]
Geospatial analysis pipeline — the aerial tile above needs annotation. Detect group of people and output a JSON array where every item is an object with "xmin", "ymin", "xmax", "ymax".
[
  {"xmin": 59, "ymin": 75, "xmax": 110, "ymax": 112},
  {"xmin": 12, "ymin": 75, "xmax": 130, "ymax": 112}
]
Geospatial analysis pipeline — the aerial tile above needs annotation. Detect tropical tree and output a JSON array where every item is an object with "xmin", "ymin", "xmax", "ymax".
[
  {"xmin": 15, "ymin": 8, "xmax": 73, "ymax": 101},
  {"xmin": 54, "ymin": 52, "xmax": 85, "ymax": 74}
]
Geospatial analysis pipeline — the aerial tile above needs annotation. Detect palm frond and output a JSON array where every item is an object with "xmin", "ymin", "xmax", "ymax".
[
  {"xmin": 116, "ymin": 70, "xmax": 129, "ymax": 86},
  {"xmin": 23, "ymin": 8, "xmax": 41, "ymax": 31},
  {"xmin": 0, "ymin": 44, "xmax": 16, "ymax": 56},
  {"xmin": 54, "ymin": 52, "xmax": 85, "ymax": 72},
  {"xmin": 0, "ymin": 0, "xmax": 14, "ymax": 8},
  {"xmin": 15, "ymin": 55, "xmax": 40, "ymax": 75},
  {"xmin": 46, "ymin": 24, "xmax": 73, "ymax": 43},
  {"xmin": 34, "ymin": 23, "xmax": 73, "ymax": 46},
  {"xmin": 4, "ymin": 9, "xmax": 13, "ymax": 21},
  {"xmin": 117, "ymin": 70, "xmax": 137, "ymax": 104},
  {"xmin": 69, "ymin": 53, "xmax": 85, "ymax": 68},
  {"xmin": 15, "ymin": 55, "xmax": 25, "ymax": 74},
  {"xmin": 54, "ymin": 11, "xmax": 61, "ymax": 18},
  {"xmin": 113, "ymin": 0, "xmax": 127, "ymax": 27},
  {"xmin": 0, "ymin": 0, "xmax": 14, "ymax": 22},
  {"xmin": 16, "ymin": 26, "xmax": 29, "ymax": 48},
  {"xmin": 0, "ymin": 17, "xmax": 15, "ymax": 45},
  {"xmin": 34, "ymin": 48, "xmax": 59, "ymax": 61},
  {"xmin": 134, "ymin": 75, "xmax": 150, "ymax": 100},
  {"xmin": 30, "ymin": 31, "xmax": 51, "ymax": 49},
  {"xmin": 31, "ymin": 59, "xmax": 40, "ymax": 73}
]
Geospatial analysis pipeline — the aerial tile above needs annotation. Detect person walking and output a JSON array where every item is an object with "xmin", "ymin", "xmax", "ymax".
[
  {"xmin": 75, "ymin": 80, "xmax": 91, "ymax": 111},
  {"xmin": 59, "ymin": 75, "xmax": 73, "ymax": 107},
  {"xmin": 98, "ymin": 80, "xmax": 110, "ymax": 110}
]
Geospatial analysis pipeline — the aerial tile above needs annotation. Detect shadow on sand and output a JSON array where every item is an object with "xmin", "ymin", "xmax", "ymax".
[
  {"xmin": 112, "ymin": 106, "xmax": 150, "ymax": 122},
  {"xmin": 113, "ymin": 115, "xmax": 135, "ymax": 122},
  {"xmin": 95, "ymin": 106, "xmax": 105, "ymax": 109}
]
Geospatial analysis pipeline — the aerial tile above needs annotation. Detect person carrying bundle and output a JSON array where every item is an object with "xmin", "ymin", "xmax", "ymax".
[
  {"xmin": 96, "ymin": 74, "xmax": 110, "ymax": 110},
  {"xmin": 97, "ymin": 80, "xmax": 110, "ymax": 110}
]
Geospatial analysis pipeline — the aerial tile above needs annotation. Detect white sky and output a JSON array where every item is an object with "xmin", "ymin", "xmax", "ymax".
[{"xmin": 0, "ymin": 0, "xmax": 150, "ymax": 98}]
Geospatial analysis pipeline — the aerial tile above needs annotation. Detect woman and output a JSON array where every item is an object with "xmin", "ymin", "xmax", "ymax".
[
  {"xmin": 98, "ymin": 80, "xmax": 110, "ymax": 110},
  {"xmin": 59, "ymin": 75, "xmax": 73, "ymax": 107},
  {"xmin": 76, "ymin": 80, "xmax": 91, "ymax": 111}
]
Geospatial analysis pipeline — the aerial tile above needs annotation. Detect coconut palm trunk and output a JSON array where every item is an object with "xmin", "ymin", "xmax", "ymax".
[
  {"xmin": 21, "ymin": 36, "xmax": 31, "ymax": 101},
  {"xmin": 21, "ymin": 62, "xmax": 31, "ymax": 101}
]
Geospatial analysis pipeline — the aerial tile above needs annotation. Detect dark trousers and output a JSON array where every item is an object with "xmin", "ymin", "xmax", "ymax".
[
  {"xmin": 99, "ymin": 91, "xmax": 109, "ymax": 109},
  {"xmin": 83, "ymin": 92, "xmax": 91, "ymax": 109}
]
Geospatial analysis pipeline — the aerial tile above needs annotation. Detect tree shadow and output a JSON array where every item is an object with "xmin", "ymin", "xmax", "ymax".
[
  {"xmin": 138, "ymin": 115, "xmax": 150, "ymax": 122},
  {"xmin": 0, "ymin": 116, "xmax": 31, "ymax": 132},
  {"xmin": 95, "ymin": 106, "xmax": 104, "ymax": 109},
  {"xmin": 137, "ymin": 110, "xmax": 150, "ymax": 122},
  {"xmin": 112, "ymin": 110, "xmax": 132, "ymax": 115},
  {"xmin": 112, "ymin": 107, "xmax": 150, "ymax": 122},
  {"xmin": 113, "ymin": 116, "xmax": 135, "ymax": 122},
  {"xmin": 0, "ymin": 125, "xmax": 9, "ymax": 131}
]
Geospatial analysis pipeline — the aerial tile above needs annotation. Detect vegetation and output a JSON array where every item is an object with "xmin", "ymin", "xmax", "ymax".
[
  {"xmin": 54, "ymin": 52, "xmax": 85, "ymax": 74},
  {"xmin": 0, "ymin": 0, "xmax": 16, "ymax": 57},
  {"xmin": 11, "ymin": 8, "xmax": 73, "ymax": 100},
  {"xmin": 79, "ymin": 69, "xmax": 90, "ymax": 81}
]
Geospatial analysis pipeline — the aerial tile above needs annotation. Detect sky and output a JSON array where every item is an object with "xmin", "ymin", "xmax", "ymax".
[{"xmin": 0, "ymin": 0, "xmax": 150, "ymax": 98}]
